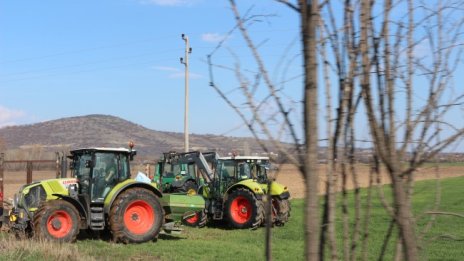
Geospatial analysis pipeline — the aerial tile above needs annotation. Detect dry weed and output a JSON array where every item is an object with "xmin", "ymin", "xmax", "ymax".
[{"xmin": 0, "ymin": 233, "xmax": 95, "ymax": 261}]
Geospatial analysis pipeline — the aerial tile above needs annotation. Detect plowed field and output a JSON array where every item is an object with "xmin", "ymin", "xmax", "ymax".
[{"xmin": 1, "ymin": 164, "xmax": 463, "ymax": 201}]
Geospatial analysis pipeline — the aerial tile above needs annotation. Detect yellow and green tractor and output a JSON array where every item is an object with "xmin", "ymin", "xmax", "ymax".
[
  {"xmin": 202, "ymin": 155, "xmax": 291, "ymax": 229},
  {"xmin": 5, "ymin": 145, "xmax": 205, "ymax": 243}
]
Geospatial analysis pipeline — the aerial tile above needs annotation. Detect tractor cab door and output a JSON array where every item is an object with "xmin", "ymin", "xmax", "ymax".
[
  {"xmin": 73, "ymin": 154, "xmax": 92, "ymax": 195},
  {"xmin": 255, "ymin": 162, "xmax": 270, "ymax": 184},
  {"xmin": 90, "ymin": 152, "xmax": 130, "ymax": 202},
  {"xmin": 211, "ymin": 159, "xmax": 237, "ymax": 198}
]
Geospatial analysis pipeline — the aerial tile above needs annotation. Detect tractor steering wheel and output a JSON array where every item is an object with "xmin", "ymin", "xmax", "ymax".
[{"xmin": 93, "ymin": 168, "xmax": 102, "ymax": 178}]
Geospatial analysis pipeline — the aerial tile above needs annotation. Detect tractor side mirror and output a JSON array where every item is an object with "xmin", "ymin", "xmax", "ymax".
[{"xmin": 130, "ymin": 151, "xmax": 137, "ymax": 161}]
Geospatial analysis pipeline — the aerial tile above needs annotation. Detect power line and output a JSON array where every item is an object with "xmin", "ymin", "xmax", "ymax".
[
  {"xmin": 0, "ymin": 57, "xmax": 175, "ymax": 84},
  {"xmin": 0, "ymin": 35, "xmax": 180, "ymax": 65},
  {"xmin": 0, "ymin": 48, "xmax": 184, "ymax": 78}
]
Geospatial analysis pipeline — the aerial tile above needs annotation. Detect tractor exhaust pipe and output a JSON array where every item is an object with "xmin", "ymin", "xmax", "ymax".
[{"xmin": 59, "ymin": 152, "xmax": 67, "ymax": 178}]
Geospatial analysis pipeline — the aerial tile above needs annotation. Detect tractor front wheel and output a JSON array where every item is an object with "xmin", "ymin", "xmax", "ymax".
[
  {"xmin": 272, "ymin": 198, "xmax": 291, "ymax": 226},
  {"xmin": 225, "ymin": 188, "xmax": 264, "ymax": 229},
  {"xmin": 109, "ymin": 188, "xmax": 163, "ymax": 243},
  {"xmin": 33, "ymin": 200, "xmax": 80, "ymax": 242}
]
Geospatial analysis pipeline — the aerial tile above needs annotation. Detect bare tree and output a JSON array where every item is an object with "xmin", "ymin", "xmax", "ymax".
[{"xmin": 208, "ymin": 0, "xmax": 464, "ymax": 260}]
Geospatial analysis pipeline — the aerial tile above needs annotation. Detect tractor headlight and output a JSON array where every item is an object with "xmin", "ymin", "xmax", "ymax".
[
  {"xmin": 68, "ymin": 184, "xmax": 78, "ymax": 199},
  {"xmin": 9, "ymin": 213, "xmax": 17, "ymax": 222}
]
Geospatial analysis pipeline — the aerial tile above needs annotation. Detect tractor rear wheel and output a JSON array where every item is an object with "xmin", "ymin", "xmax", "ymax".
[
  {"xmin": 109, "ymin": 188, "xmax": 163, "ymax": 243},
  {"xmin": 225, "ymin": 188, "xmax": 264, "ymax": 229},
  {"xmin": 182, "ymin": 209, "xmax": 207, "ymax": 228},
  {"xmin": 33, "ymin": 199, "xmax": 80, "ymax": 242}
]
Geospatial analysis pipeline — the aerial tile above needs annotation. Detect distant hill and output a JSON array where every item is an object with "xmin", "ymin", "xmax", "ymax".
[{"xmin": 0, "ymin": 114, "xmax": 273, "ymax": 159}]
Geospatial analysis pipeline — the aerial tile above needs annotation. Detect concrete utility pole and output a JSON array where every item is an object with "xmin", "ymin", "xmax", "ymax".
[{"xmin": 180, "ymin": 34, "xmax": 192, "ymax": 152}]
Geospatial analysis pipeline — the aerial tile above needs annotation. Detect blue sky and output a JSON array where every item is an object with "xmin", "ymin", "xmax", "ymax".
[
  {"xmin": 0, "ymin": 0, "xmax": 301, "ymax": 138},
  {"xmin": 1, "ymin": 0, "xmax": 463, "ymax": 152}
]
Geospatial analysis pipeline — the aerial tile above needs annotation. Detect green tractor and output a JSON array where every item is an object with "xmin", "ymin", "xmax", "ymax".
[
  {"xmin": 154, "ymin": 151, "xmax": 217, "ymax": 194},
  {"xmin": 153, "ymin": 151, "xmax": 217, "ymax": 227},
  {"xmin": 5, "ymin": 146, "xmax": 205, "ymax": 243},
  {"xmin": 202, "ymin": 155, "xmax": 291, "ymax": 229}
]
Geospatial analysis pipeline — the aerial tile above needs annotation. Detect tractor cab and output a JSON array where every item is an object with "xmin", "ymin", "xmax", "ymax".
[
  {"xmin": 69, "ymin": 147, "xmax": 135, "ymax": 202},
  {"xmin": 212, "ymin": 156, "xmax": 271, "ymax": 196},
  {"xmin": 154, "ymin": 151, "xmax": 217, "ymax": 193},
  {"xmin": 155, "ymin": 152, "xmax": 197, "ymax": 193},
  {"xmin": 204, "ymin": 155, "xmax": 290, "ymax": 228}
]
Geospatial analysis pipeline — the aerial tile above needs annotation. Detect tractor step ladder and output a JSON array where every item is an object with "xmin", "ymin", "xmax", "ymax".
[
  {"xmin": 89, "ymin": 204, "xmax": 105, "ymax": 230},
  {"xmin": 213, "ymin": 210, "xmax": 223, "ymax": 220},
  {"xmin": 212, "ymin": 201, "xmax": 224, "ymax": 220}
]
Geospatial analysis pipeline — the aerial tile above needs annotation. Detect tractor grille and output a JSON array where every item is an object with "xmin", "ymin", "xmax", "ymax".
[{"xmin": 24, "ymin": 185, "xmax": 46, "ymax": 209}]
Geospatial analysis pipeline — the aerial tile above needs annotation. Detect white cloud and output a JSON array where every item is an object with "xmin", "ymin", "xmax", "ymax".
[
  {"xmin": 201, "ymin": 33, "xmax": 228, "ymax": 43},
  {"xmin": 153, "ymin": 66, "xmax": 203, "ymax": 79},
  {"xmin": 0, "ymin": 106, "xmax": 26, "ymax": 127},
  {"xmin": 139, "ymin": 0, "xmax": 196, "ymax": 6},
  {"xmin": 153, "ymin": 66, "xmax": 180, "ymax": 72},
  {"xmin": 168, "ymin": 72, "xmax": 203, "ymax": 79}
]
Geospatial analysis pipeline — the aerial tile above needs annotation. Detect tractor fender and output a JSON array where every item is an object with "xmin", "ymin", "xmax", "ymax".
[
  {"xmin": 225, "ymin": 181, "xmax": 264, "ymax": 201},
  {"xmin": 103, "ymin": 180, "xmax": 163, "ymax": 214},
  {"xmin": 268, "ymin": 181, "xmax": 290, "ymax": 198},
  {"xmin": 52, "ymin": 194, "xmax": 88, "ymax": 228}
]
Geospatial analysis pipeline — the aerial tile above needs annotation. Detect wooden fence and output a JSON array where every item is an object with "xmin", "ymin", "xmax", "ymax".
[{"xmin": 0, "ymin": 153, "xmax": 62, "ymax": 217}]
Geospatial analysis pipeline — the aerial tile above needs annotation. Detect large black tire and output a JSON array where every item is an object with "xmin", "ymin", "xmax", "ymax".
[
  {"xmin": 109, "ymin": 188, "xmax": 163, "ymax": 243},
  {"xmin": 182, "ymin": 209, "xmax": 207, "ymax": 228},
  {"xmin": 33, "ymin": 200, "xmax": 80, "ymax": 243},
  {"xmin": 225, "ymin": 188, "xmax": 264, "ymax": 229},
  {"xmin": 272, "ymin": 198, "xmax": 291, "ymax": 226},
  {"xmin": 178, "ymin": 180, "xmax": 198, "ymax": 193}
]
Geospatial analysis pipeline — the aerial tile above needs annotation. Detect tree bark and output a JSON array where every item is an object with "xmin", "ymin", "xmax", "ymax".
[
  {"xmin": 299, "ymin": 0, "xmax": 320, "ymax": 260},
  {"xmin": 391, "ymin": 173, "xmax": 419, "ymax": 260}
]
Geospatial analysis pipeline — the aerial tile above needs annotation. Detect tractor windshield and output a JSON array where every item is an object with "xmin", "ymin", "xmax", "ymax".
[{"xmin": 255, "ymin": 163, "xmax": 269, "ymax": 183}]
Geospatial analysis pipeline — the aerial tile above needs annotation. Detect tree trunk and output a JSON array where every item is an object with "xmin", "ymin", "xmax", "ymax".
[
  {"xmin": 391, "ymin": 174, "xmax": 418, "ymax": 261},
  {"xmin": 299, "ymin": 0, "xmax": 320, "ymax": 260}
]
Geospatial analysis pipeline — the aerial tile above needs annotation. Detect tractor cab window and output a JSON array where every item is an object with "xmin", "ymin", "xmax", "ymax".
[
  {"xmin": 215, "ymin": 160, "xmax": 236, "ymax": 195},
  {"xmin": 172, "ymin": 163, "xmax": 182, "ymax": 176},
  {"xmin": 72, "ymin": 154, "xmax": 91, "ymax": 194},
  {"xmin": 217, "ymin": 160, "xmax": 235, "ymax": 180},
  {"xmin": 256, "ymin": 164, "xmax": 269, "ymax": 183},
  {"xmin": 119, "ymin": 154, "xmax": 129, "ymax": 180},
  {"xmin": 182, "ymin": 163, "xmax": 196, "ymax": 177},
  {"xmin": 238, "ymin": 162, "xmax": 251, "ymax": 180},
  {"xmin": 162, "ymin": 162, "xmax": 175, "ymax": 178},
  {"xmin": 92, "ymin": 152, "xmax": 119, "ymax": 202}
]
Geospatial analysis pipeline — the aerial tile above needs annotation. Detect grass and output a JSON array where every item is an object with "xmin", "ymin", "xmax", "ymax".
[{"xmin": 1, "ymin": 177, "xmax": 464, "ymax": 260}]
